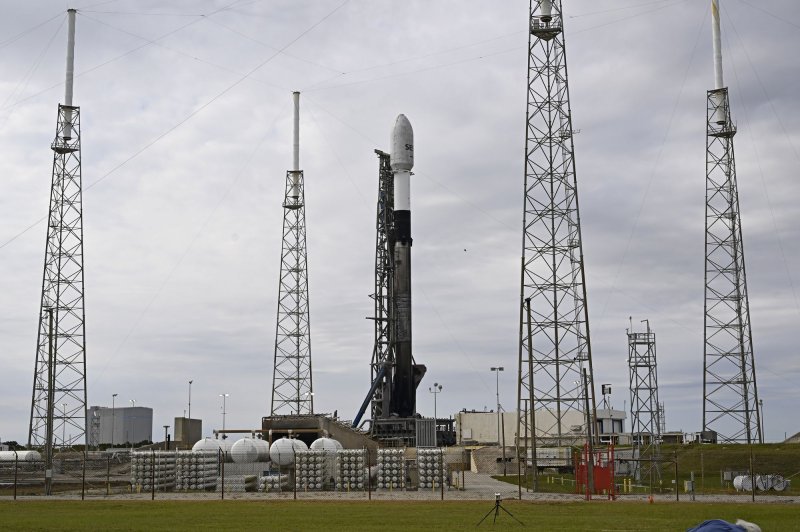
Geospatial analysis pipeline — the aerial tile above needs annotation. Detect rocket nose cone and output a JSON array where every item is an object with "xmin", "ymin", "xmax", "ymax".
[{"xmin": 391, "ymin": 114, "xmax": 414, "ymax": 171}]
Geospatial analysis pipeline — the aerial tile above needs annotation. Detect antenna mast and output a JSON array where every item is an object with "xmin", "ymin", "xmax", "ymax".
[
  {"xmin": 628, "ymin": 319, "xmax": 662, "ymax": 483},
  {"xmin": 702, "ymin": 0, "xmax": 761, "ymax": 443},
  {"xmin": 516, "ymin": 0, "xmax": 597, "ymax": 458},
  {"xmin": 28, "ymin": 8, "xmax": 88, "ymax": 450},
  {"xmin": 271, "ymin": 92, "xmax": 314, "ymax": 415}
]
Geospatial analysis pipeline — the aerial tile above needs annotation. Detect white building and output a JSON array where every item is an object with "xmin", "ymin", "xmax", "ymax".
[
  {"xmin": 455, "ymin": 408, "xmax": 628, "ymax": 446},
  {"xmin": 88, "ymin": 406, "xmax": 153, "ymax": 446}
]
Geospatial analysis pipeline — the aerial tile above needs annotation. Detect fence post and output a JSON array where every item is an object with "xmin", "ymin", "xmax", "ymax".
[
  {"xmin": 13, "ymin": 451, "xmax": 18, "ymax": 500},
  {"xmin": 151, "ymin": 449, "xmax": 155, "ymax": 500},
  {"xmin": 106, "ymin": 455, "xmax": 111, "ymax": 496},
  {"xmin": 81, "ymin": 452, "xmax": 87, "ymax": 500},
  {"xmin": 292, "ymin": 447, "xmax": 297, "ymax": 501},
  {"xmin": 674, "ymin": 452, "xmax": 679, "ymax": 502},
  {"xmin": 517, "ymin": 442, "xmax": 522, "ymax": 500},
  {"xmin": 220, "ymin": 448, "xmax": 225, "ymax": 501},
  {"xmin": 367, "ymin": 447, "xmax": 371, "ymax": 501},
  {"xmin": 462, "ymin": 447, "xmax": 466, "ymax": 490},
  {"xmin": 749, "ymin": 445, "xmax": 755, "ymax": 503},
  {"xmin": 700, "ymin": 450, "xmax": 704, "ymax": 494},
  {"xmin": 440, "ymin": 448, "xmax": 444, "ymax": 501}
]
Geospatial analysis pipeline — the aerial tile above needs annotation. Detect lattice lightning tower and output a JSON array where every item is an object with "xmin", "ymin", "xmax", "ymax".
[
  {"xmin": 516, "ymin": 0, "xmax": 596, "ymax": 450},
  {"xmin": 627, "ymin": 319, "xmax": 661, "ymax": 482},
  {"xmin": 28, "ymin": 10, "xmax": 88, "ymax": 449},
  {"xmin": 271, "ymin": 92, "xmax": 313, "ymax": 415},
  {"xmin": 702, "ymin": 0, "xmax": 761, "ymax": 444}
]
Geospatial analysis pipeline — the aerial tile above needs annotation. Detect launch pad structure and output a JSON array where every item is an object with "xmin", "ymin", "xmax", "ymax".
[{"xmin": 350, "ymin": 118, "xmax": 440, "ymax": 448}]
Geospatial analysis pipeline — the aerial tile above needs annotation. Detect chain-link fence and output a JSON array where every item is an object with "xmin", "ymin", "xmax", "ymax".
[
  {"xmin": 1, "ymin": 444, "xmax": 796, "ymax": 502},
  {"xmin": 511, "ymin": 444, "xmax": 799, "ymax": 502}
]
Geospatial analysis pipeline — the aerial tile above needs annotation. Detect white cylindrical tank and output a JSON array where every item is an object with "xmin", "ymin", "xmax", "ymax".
[
  {"xmin": 231, "ymin": 438, "xmax": 259, "ymax": 463},
  {"xmin": 310, "ymin": 437, "xmax": 342, "ymax": 452},
  {"xmin": 292, "ymin": 439, "xmax": 309, "ymax": 453},
  {"xmin": 0, "ymin": 450, "xmax": 42, "ymax": 462},
  {"xmin": 733, "ymin": 475, "xmax": 752, "ymax": 492}
]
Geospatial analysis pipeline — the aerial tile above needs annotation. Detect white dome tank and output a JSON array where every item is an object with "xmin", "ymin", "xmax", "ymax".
[
  {"xmin": 191, "ymin": 438, "xmax": 222, "ymax": 453},
  {"xmin": 192, "ymin": 437, "xmax": 234, "ymax": 461},
  {"xmin": 310, "ymin": 437, "xmax": 342, "ymax": 452},
  {"xmin": 270, "ymin": 438, "xmax": 296, "ymax": 466},
  {"xmin": 253, "ymin": 438, "xmax": 270, "ymax": 461},
  {"xmin": 292, "ymin": 439, "xmax": 309, "ymax": 453},
  {"xmin": 0, "ymin": 450, "xmax": 42, "ymax": 462},
  {"xmin": 231, "ymin": 438, "xmax": 259, "ymax": 463}
]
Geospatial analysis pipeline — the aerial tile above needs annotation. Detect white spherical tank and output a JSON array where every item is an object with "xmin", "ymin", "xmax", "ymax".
[
  {"xmin": 292, "ymin": 439, "xmax": 309, "ymax": 453},
  {"xmin": 253, "ymin": 438, "xmax": 270, "ymax": 461},
  {"xmin": 0, "ymin": 450, "xmax": 42, "ymax": 462},
  {"xmin": 270, "ymin": 438, "xmax": 297, "ymax": 467},
  {"xmin": 231, "ymin": 438, "xmax": 259, "ymax": 463},
  {"xmin": 192, "ymin": 438, "xmax": 222, "ymax": 453},
  {"xmin": 310, "ymin": 437, "xmax": 342, "ymax": 452},
  {"xmin": 192, "ymin": 437, "xmax": 234, "ymax": 461}
]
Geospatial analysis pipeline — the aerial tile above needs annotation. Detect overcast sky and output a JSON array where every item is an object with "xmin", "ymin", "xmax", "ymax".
[{"xmin": 1, "ymin": 0, "xmax": 798, "ymax": 445}]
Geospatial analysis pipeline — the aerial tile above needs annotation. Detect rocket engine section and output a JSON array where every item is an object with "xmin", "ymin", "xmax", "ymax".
[{"xmin": 389, "ymin": 115, "xmax": 426, "ymax": 418}]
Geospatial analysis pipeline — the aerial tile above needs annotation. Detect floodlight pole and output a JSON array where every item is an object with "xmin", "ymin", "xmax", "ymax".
[
  {"xmin": 111, "ymin": 394, "xmax": 117, "ymax": 448},
  {"xmin": 220, "ymin": 393, "xmax": 230, "ymax": 431},
  {"xmin": 491, "ymin": 367, "xmax": 505, "ymax": 474},
  {"xmin": 429, "ymin": 383, "xmax": 442, "ymax": 442}
]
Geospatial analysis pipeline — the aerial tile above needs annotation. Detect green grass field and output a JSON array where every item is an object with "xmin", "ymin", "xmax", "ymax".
[{"xmin": 0, "ymin": 500, "xmax": 796, "ymax": 531}]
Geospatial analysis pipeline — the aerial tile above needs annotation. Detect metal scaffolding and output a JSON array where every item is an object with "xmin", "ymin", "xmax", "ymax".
[
  {"xmin": 516, "ymin": 0, "xmax": 596, "ymax": 452},
  {"xmin": 28, "ymin": 102, "xmax": 87, "ymax": 449},
  {"xmin": 628, "ymin": 320, "xmax": 661, "ymax": 482},
  {"xmin": 702, "ymin": 85, "xmax": 761, "ymax": 443},
  {"xmin": 368, "ymin": 150, "xmax": 395, "ymax": 422}
]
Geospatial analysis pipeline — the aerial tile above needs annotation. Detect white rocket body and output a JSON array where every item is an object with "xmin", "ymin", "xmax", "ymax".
[{"xmin": 390, "ymin": 114, "xmax": 416, "ymax": 416}]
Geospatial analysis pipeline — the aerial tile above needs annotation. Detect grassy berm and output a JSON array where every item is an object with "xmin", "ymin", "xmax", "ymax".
[{"xmin": 1, "ymin": 500, "xmax": 798, "ymax": 531}]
